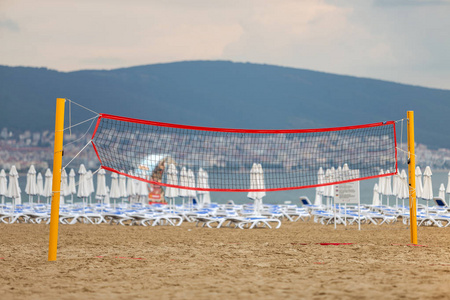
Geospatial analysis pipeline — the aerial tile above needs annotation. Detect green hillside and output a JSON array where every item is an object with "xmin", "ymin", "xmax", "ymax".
[{"xmin": 0, "ymin": 60, "xmax": 449, "ymax": 148}]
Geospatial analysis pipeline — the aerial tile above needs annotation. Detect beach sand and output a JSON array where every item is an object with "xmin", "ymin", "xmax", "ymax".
[{"xmin": 1, "ymin": 221, "xmax": 449, "ymax": 299}]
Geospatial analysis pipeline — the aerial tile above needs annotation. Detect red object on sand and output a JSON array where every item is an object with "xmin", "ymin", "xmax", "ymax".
[{"xmin": 317, "ymin": 243, "xmax": 353, "ymax": 246}]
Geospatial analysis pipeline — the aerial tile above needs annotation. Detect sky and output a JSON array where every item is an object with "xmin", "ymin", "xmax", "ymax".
[{"xmin": 1, "ymin": 0, "xmax": 450, "ymax": 90}]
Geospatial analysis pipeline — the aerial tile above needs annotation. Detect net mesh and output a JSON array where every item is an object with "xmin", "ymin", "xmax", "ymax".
[{"xmin": 91, "ymin": 114, "xmax": 397, "ymax": 191}]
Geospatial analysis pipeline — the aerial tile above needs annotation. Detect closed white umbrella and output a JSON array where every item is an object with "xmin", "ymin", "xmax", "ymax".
[
  {"xmin": 397, "ymin": 169, "xmax": 409, "ymax": 212},
  {"xmin": 60, "ymin": 168, "xmax": 69, "ymax": 205},
  {"xmin": 315, "ymin": 167, "xmax": 324, "ymax": 206},
  {"xmin": 446, "ymin": 171, "xmax": 450, "ymax": 201},
  {"xmin": 397, "ymin": 170, "xmax": 409, "ymax": 199},
  {"xmin": 247, "ymin": 163, "xmax": 258, "ymax": 201},
  {"xmin": 165, "ymin": 164, "xmax": 179, "ymax": 207},
  {"xmin": 25, "ymin": 165, "xmax": 37, "ymax": 204},
  {"xmin": 77, "ymin": 165, "xmax": 88, "ymax": 198},
  {"xmin": 36, "ymin": 172, "xmax": 44, "ymax": 203},
  {"xmin": 96, "ymin": 169, "xmax": 107, "ymax": 198},
  {"xmin": 77, "ymin": 164, "xmax": 89, "ymax": 213},
  {"xmin": 377, "ymin": 169, "xmax": 385, "ymax": 206},
  {"xmin": 415, "ymin": 167, "xmax": 423, "ymax": 199},
  {"xmin": 109, "ymin": 172, "xmax": 121, "ymax": 207},
  {"xmin": 119, "ymin": 172, "xmax": 128, "ymax": 204},
  {"xmin": 178, "ymin": 167, "xmax": 189, "ymax": 196},
  {"xmin": 178, "ymin": 167, "xmax": 189, "ymax": 206},
  {"xmin": 196, "ymin": 168, "xmax": 211, "ymax": 206},
  {"xmin": 372, "ymin": 183, "xmax": 380, "ymax": 206},
  {"xmin": 384, "ymin": 170, "xmax": 393, "ymax": 207},
  {"xmin": 0, "ymin": 169, "xmax": 7, "ymax": 210},
  {"xmin": 7, "ymin": 166, "xmax": 21, "ymax": 208},
  {"xmin": 126, "ymin": 171, "xmax": 137, "ymax": 203},
  {"xmin": 68, "ymin": 169, "xmax": 77, "ymax": 194},
  {"xmin": 438, "ymin": 183, "xmax": 445, "ymax": 200},
  {"xmin": 96, "ymin": 168, "xmax": 107, "ymax": 210},
  {"xmin": 392, "ymin": 169, "xmax": 399, "ymax": 197},
  {"xmin": 43, "ymin": 169, "xmax": 53, "ymax": 204},
  {"xmin": 254, "ymin": 164, "xmax": 266, "ymax": 215},
  {"xmin": 68, "ymin": 169, "xmax": 77, "ymax": 204},
  {"xmin": 137, "ymin": 178, "xmax": 149, "ymax": 204},
  {"xmin": 202, "ymin": 171, "xmax": 211, "ymax": 205},
  {"xmin": 84, "ymin": 170, "xmax": 94, "ymax": 205},
  {"xmin": 327, "ymin": 167, "xmax": 336, "ymax": 210},
  {"xmin": 422, "ymin": 166, "xmax": 433, "ymax": 203},
  {"xmin": 187, "ymin": 169, "xmax": 197, "ymax": 204},
  {"xmin": 164, "ymin": 164, "xmax": 178, "ymax": 209}
]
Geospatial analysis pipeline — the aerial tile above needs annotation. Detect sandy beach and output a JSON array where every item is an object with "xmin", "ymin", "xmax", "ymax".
[{"xmin": 1, "ymin": 221, "xmax": 449, "ymax": 299}]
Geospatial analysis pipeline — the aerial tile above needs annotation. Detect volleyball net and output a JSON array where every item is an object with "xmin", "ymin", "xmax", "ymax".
[{"xmin": 91, "ymin": 114, "xmax": 397, "ymax": 192}]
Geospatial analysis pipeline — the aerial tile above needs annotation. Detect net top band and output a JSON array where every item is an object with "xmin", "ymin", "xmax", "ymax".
[{"xmin": 93, "ymin": 113, "xmax": 395, "ymax": 137}]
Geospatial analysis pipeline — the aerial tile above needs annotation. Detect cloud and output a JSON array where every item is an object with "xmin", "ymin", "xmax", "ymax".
[
  {"xmin": 0, "ymin": 0, "xmax": 449, "ymax": 89},
  {"xmin": 374, "ymin": 0, "xmax": 450, "ymax": 7},
  {"xmin": 0, "ymin": 18, "xmax": 19, "ymax": 32}
]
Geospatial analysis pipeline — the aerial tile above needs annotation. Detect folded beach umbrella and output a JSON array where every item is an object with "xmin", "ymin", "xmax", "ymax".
[
  {"xmin": 187, "ymin": 169, "xmax": 197, "ymax": 200},
  {"xmin": 136, "ymin": 178, "xmax": 149, "ymax": 204},
  {"xmin": 96, "ymin": 168, "xmax": 107, "ymax": 198},
  {"xmin": 315, "ymin": 167, "xmax": 325, "ymax": 206},
  {"xmin": 377, "ymin": 169, "xmax": 385, "ymax": 205},
  {"xmin": 178, "ymin": 167, "xmax": 189, "ymax": 199},
  {"xmin": 7, "ymin": 166, "xmax": 21, "ymax": 206},
  {"xmin": 323, "ymin": 169, "xmax": 332, "ymax": 198},
  {"xmin": 247, "ymin": 163, "xmax": 258, "ymax": 200},
  {"xmin": 253, "ymin": 164, "xmax": 266, "ymax": 215},
  {"xmin": 0, "ymin": 169, "xmax": 7, "ymax": 208},
  {"xmin": 314, "ymin": 189, "xmax": 323, "ymax": 206},
  {"xmin": 392, "ymin": 169, "xmax": 399, "ymax": 197},
  {"xmin": 69, "ymin": 169, "xmax": 77, "ymax": 195},
  {"xmin": 109, "ymin": 172, "xmax": 121, "ymax": 200},
  {"xmin": 119, "ymin": 172, "xmax": 128, "ymax": 202},
  {"xmin": 119, "ymin": 171, "xmax": 128, "ymax": 198},
  {"xmin": 336, "ymin": 166, "xmax": 342, "ymax": 182},
  {"xmin": 398, "ymin": 169, "xmax": 409, "ymax": 200},
  {"xmin": 256, "ymin": 164, "xmax": 266, "ymax": 197},
  {"xmin": 68, "ymin": 169, "xmax": 77, "ymax": 204},
  {"xmin": 415, "ymin": 167, "xmax": 423, "ymax": 199},
  {"xmin": 384, "ymin": 170, "xmax": 393, "ymax": 207},
  {"xmin": 126, "ymin": 171, "xmax": 137, "ymax": 202},
  {"xmin": 61, "ymin": 168, "xmax": 70, "ymax": 196},
  {"xmin": 342, "ymin": 164, "xmax": 351, "ymax": 181},
  {"xmin": 165, "ymin": 164, "xmax": 179, "ymax": 199},
  {"xmin": 77, "ymin": 164, "xmax": 90, "ymax": 199},
  {"xmin": 438, "ymin": 183, "xmax": 445, "ymax": 200},
  {"xmin": 372, "ymin": 183, "xmax": 380, "ymax": 206},
  {"xmin": 43, "ymin": 169, "xmax": 53, "ymax": 203},
  {"xmin": 422, "ymin": 166, "xmax": 433, "ymax": 202},
  {"xmin": 36, "ymin": 172, "xmax": 44, "ymax": 203},
  {"xmin": 25, "ymin": 165, "xmax": 37, "ymax": 204},
  {"xmin": 197, "ymin": 168, "xmax": 211, "ymax": 205},
  {"xmin": 60, "ymin": 168, "xmax": 70, "ymax": 205},
  {"xmin": 446, "ymin": 171, "xmax": 450, "ymax": 199}
]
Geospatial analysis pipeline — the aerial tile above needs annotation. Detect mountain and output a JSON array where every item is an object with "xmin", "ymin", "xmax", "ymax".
[{"xmin": 0, "ymin": 60, "xmax": 449, "ymax": 148}]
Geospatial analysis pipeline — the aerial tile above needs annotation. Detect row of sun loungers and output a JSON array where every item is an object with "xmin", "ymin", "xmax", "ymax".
[
  {"xmin": 1, "ymin": 197, "xmax": 449, "ymax": 228},
  {"xmin": 301, "ymin": 196, "xmax": 450, "ymax": 227},
  {"xmin": 0, "ymin": 202, "xmax": 310, "ymax": 229}
]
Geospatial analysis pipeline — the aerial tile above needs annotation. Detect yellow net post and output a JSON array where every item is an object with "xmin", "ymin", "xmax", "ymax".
[
  {"xmin": 48, "ymin": 98, "xmax": 66, "ymax": 261},
  {"xmin": 407, "ymin": 111, "xmax": 418, "ymax": 244}
]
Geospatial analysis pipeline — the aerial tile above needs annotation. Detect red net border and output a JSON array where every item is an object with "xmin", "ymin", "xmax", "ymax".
[{"xmin": 91, "ymin": 113, "xmax": 398, "ymax": 192}]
